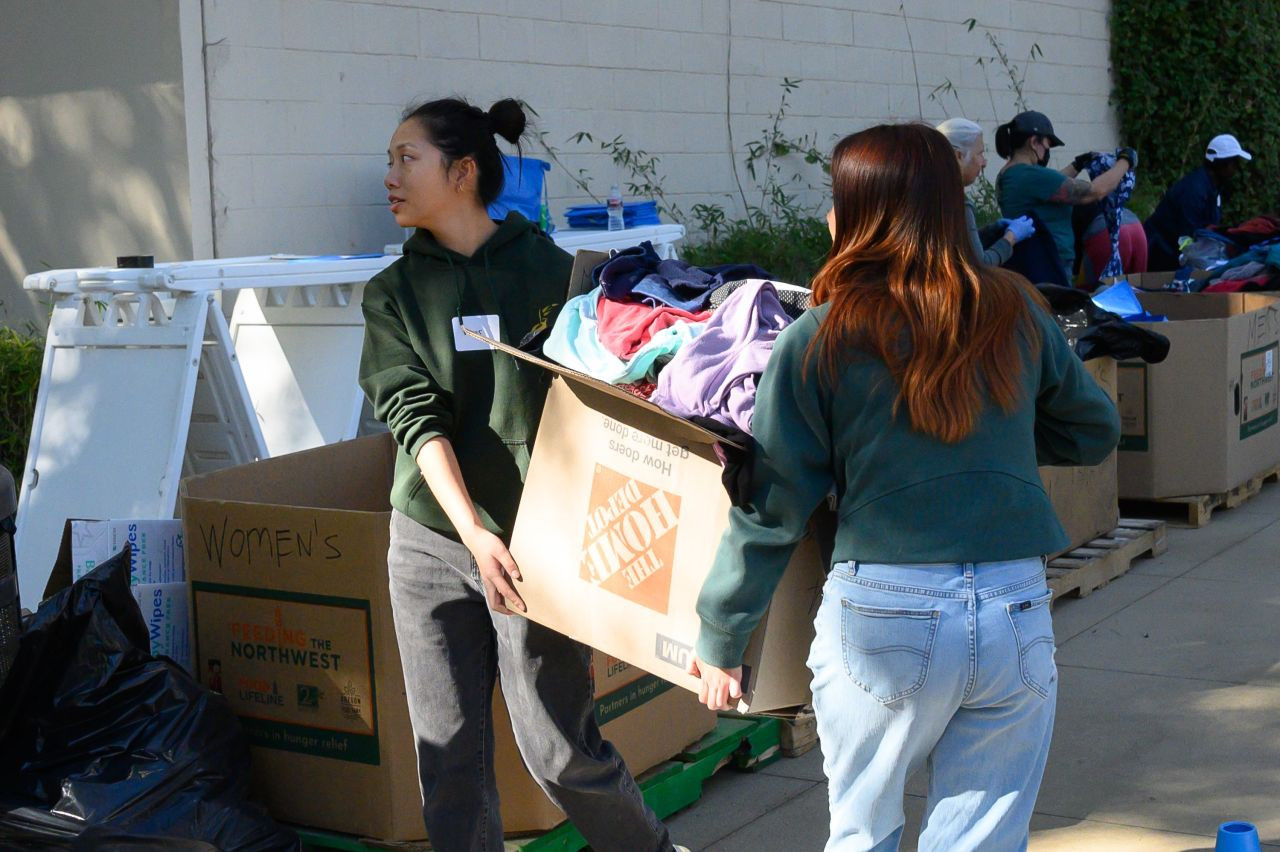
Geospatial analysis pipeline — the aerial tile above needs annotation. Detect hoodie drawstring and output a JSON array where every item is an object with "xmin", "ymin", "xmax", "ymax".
[{"xmin": 482, "ymin": 247, "xmax": 521, "ymax": 373}]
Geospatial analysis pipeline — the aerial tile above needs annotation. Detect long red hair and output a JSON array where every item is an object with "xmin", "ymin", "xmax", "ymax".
[{"xmin": 810, "ymin": 123, "xmax": 1042, "ymax": 443}]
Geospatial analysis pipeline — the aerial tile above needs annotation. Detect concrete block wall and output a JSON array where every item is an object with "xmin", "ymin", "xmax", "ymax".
[
  {"xmin": 0, "ymin": 0, "xmax": 192, "ymax": 331},
  {"xmin": 199, "ymin": 0, "xmax": 1117, "ymax": 257}
]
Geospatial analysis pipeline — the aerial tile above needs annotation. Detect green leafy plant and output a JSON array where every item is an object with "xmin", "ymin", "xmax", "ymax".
[
  {"xmin": 568, "ymin": 132, "xmax": 681, "ymax": 221},
  {"xmin": 519, "ymin": 101, "xmax": 599, "ymax": 202},
  {"xmin": 531, "ymin": 79, "xmax": 835, "ymax": 285},
  {"xmin": 681, "ymin": 216, "xmax": 831, "ymax": 291},
  {"xmin": 926, "ymin": 21, "xmax": 1044, "ymax": 227},
  {"xmin": 683, "ymin": 79, "xmax": 833, "ymax": 285},
  {"xmin": 967, "ymin": 175, "xmax": 1002, "ymax": 228},
  {"xmin": 1111, "ymin": 1, "xmax": 1280, "ymax": 222},
  {"xmin": 928, "ymin": 20, "xmax": 1043, "ymax": 122},
  {"xmin": 969, "ymin": 18, "xmax": 1042, "ymax": 116},
  {"xmin": 0, "ymin": 326, "xmax": 42, "ymax": 486}
]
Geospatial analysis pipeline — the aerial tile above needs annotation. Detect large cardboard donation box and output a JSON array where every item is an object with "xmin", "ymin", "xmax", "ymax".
[
  {"xmin": 1115, "ymin": 291, "xmax": 1280, "ymax": 499},
  {"xmin": 1038, "ymin": 358, "xmax": 1119, "ymax": 552},
  {"xmin": 180, "ymin": 435, "xmax": 714, "ymax": 841},
  {"xmin": 483, "ymin": 331, "xmax": 827, "ymax": 713}
]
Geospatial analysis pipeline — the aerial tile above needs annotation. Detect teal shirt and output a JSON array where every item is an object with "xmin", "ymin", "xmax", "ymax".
[
  {"xmin": 997, "ymin": 163, "xmax": 1076, "ymax": 266},
  {"xmin": 695, "ymin": 298, "xmax": 1120, "ymax": 668}
]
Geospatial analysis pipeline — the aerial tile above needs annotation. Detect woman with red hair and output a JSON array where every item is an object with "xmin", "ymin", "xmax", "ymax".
[{"xmin": 690, "ymin": 124, "xmax": 1119, "ymax": 850}]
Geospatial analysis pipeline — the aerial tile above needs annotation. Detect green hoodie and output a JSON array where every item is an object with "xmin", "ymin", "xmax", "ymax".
[
  {"xmin": 359, "ymin": 212, "xmax": 571, "ymax": 540},
  {"xmin": 696, "ymin": 299, "xmax": 1121, "ymax": 668}
]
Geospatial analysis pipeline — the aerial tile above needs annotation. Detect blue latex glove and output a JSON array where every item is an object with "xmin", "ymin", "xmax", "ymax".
[
  {"xmin": 994, "ymin": 218, "xmax": 1011, "ymax": 229},
  {"xmin": 1006, "ymin": 215, "xmax": 1036, "ymax": 243}
]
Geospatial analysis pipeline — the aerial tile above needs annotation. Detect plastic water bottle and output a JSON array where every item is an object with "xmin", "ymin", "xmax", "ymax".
[{"xmin": 607, "ymin": 184, "xmax": 624, "ymax": 231}]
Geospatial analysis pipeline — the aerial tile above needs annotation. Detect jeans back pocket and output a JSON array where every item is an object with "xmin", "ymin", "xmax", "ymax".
[
  {"xmin": 840, "ymin": 601, "xmax": 939, "ymax": 704},
  {"xmin": 1006, "ymin": 591, "xmax": 1057, "ymax": 699}
]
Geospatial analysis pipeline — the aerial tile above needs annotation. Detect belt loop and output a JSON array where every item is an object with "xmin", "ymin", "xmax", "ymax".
[{"xmin": 849, "ymin": 560, "xmax": 859, "ymax": 576}]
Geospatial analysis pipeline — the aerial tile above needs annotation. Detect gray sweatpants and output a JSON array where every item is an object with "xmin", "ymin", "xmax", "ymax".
[{"xmin": 386, "ymin": 509, "xmax": 673, "ymax": 852}]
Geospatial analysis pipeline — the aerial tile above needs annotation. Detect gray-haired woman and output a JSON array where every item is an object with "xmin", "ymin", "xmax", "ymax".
[{"xmin": 936, "ymin": 118, "xmax": 1034, "ymax": 266}]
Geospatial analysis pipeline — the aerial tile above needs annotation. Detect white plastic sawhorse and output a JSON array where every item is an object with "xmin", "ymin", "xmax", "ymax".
[
  {"xmin": 16, "ymin": 225, "xmax": 685, "ymax": 608},
  {"xmin": 17, "ymin": 268, "xmax": 267, "ymax": 608},
  {"xmin": 17, "ymin": 255, "xmax": 394, "ymax": 607},
  {"xmin": 237, "ymin": 225, "xmax": 686, "ymax": 455}
]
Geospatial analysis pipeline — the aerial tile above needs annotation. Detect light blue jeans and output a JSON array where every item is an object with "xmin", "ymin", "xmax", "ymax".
[{"xmin": 807, "ymin": 557, "xmax": 1057, "ymax": 851}]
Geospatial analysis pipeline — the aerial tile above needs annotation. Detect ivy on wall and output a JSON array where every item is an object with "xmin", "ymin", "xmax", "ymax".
[{"xmin": 1111, "ymin": 1, "xmax": 1280, "ymax": 223}]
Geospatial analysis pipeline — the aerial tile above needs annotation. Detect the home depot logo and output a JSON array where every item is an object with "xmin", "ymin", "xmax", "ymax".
[{"xmin": 580, "ymin": 464, "xmax": 681, "ymax": 614}]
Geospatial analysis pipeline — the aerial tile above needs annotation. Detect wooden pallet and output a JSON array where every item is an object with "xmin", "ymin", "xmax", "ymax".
[
  {"xmin": 743, "ymin": 705, "xmax": 818, "ymax": 758},
  {"xmin": 777, "ymin": 706, "xmax": 817, "ymax": 758},
  {"xmin": 1047, "ymin": 519, "xmax": 1167, "ymax": 600},
  {"xmin": 1119, "ymin": 463, "xmax": 1280, "ymax": 528}
]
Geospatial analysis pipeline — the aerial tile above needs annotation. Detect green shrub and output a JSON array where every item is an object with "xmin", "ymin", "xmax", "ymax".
[
  {"xmin": 0, "ymin": 327, "xmax": 42, "ymax": 485},
  {"xmin": 678, "ymin": 79, "xmax": 834, "ymax": 286},
  {"xmin": 682, "ymin": 214, "xmax": 831, "ymax": 288},
  {"xmin": 1112, "ymin": 1, "xmax": 1280, "ymax": 223},
  {"xmin": 538, "ymin": 79, "xmax": 836, "ymax": 286}
]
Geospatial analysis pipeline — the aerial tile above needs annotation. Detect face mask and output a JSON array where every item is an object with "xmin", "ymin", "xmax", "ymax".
[{"xmin": 1037, "ymin": 144, "xmax": 1051, "ymax": 167}]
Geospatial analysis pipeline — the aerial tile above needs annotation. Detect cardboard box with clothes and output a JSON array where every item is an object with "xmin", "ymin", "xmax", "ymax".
[{"xmin": 1106, "ymin": 288, "xmax": 1280, "ymax": 498}]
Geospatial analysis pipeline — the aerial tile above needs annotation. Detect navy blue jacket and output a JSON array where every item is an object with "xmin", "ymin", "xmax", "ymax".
[{"xmin": 1144, "ymin": 167, "xmax": 1221, "ymax": 267}]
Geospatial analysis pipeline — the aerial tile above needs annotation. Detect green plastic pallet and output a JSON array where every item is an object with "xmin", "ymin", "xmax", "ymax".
[{"xmin": 298, "ymin": 714, "xmax": 781, "ymax": 852}]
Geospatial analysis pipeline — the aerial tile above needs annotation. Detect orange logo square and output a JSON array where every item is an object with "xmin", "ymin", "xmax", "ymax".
[{"xmin": 579, "ymin": 464, "xmax": 682, "ymax": 614}]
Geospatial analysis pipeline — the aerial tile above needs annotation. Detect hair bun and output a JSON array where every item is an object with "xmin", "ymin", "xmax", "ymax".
[
  {"xmin": 486, "ymin": 99, "xmax": 526, "ymax": 145},
  {"xmin": 994, "ymin": 122, "xmax": 1015, "ymax": 159}
]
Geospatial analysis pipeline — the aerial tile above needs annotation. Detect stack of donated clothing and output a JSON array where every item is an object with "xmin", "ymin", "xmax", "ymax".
[{"xmin": 544, "ymin": 241, "xmax": 808, "ymax": 435}]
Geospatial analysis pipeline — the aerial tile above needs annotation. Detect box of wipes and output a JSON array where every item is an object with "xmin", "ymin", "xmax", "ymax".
[{"xmin": 130, "ymin": 581, "xmax": 191, "ymax": 670}]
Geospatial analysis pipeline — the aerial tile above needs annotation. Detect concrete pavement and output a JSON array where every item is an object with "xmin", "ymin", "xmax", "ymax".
[{"xmin": 667, "ymin": 484, "xmax": 1280, "ymax": 850}]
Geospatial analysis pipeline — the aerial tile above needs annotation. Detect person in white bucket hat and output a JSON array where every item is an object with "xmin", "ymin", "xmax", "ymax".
[{"xmin": 1144, "ymin": 133, "xmax": 1252, "ymax": 270}]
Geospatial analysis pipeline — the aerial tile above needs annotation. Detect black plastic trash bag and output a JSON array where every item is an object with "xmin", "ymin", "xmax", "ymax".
[
  {"xmin": 1034, "ymin": 283, "xmax": 1171, "ymax": 364},
  {"xmin": 0, "ymin": 792, "xmax": 219, "ymax": 849},
  {"xmin": 0, "ymin": 546, "xmax": 297, "ymax": 851}
]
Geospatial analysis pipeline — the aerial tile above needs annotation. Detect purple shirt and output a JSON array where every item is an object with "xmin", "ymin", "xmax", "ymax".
[{"xmin": 650, "ymin": 280, "xmax": 793, "ymax": 434}]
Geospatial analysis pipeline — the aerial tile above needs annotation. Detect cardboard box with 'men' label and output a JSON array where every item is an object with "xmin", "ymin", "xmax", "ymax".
[
  {"xmin": 180, "ymin": 434, "xmax": 714, "ymax": 841},
  {"xmin": 1113, "ymin": 291, "xmax": 1280, "ymax": 499}
]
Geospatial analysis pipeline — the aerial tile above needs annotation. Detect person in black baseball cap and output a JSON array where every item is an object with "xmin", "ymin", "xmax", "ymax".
[
  {"xmin": 994, "ymin": 110, "xmax": 1135, "ymax": 277},
  {"xmin": 995, "ymin": 110, "xmax": 1065, "ymax": 156}
]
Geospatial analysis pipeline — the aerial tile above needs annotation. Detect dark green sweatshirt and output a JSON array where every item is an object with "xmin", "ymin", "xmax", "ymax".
[
  {"xmin": 359, "ymin": 213, "xmax": 571, "ymax": 540},
  {"xmin": 696, "ymin": 298, "xmax": 1121, "ymax": 668}
]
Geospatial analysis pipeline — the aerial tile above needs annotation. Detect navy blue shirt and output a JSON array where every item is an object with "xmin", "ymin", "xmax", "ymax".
[{"xmin": 1144, "ymin": 166, "xmax": 1221, "ymax": 259}]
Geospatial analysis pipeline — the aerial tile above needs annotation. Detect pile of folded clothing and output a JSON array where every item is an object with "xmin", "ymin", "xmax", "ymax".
[
  {"xmin": 544, "ymin": 241, "xmax": 811, "ymax": 436},
  {"xmin": 565, "ymin": 200, "xmax": 661, "ymax": 229}
]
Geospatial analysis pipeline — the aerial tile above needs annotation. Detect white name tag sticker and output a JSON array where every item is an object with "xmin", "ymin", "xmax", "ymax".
[{"xmin": 452, "ymin": 314, "xmax": 501, "ymax": 351}]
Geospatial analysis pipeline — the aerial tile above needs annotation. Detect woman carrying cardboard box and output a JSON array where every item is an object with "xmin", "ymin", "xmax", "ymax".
[
  {"xmin": 359, "ymin": 97, "xmax": 678, "ymax": 852},
  {"xmin": 690, "ymin": 124, "xmax": 1120, "ymax": 850}
]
